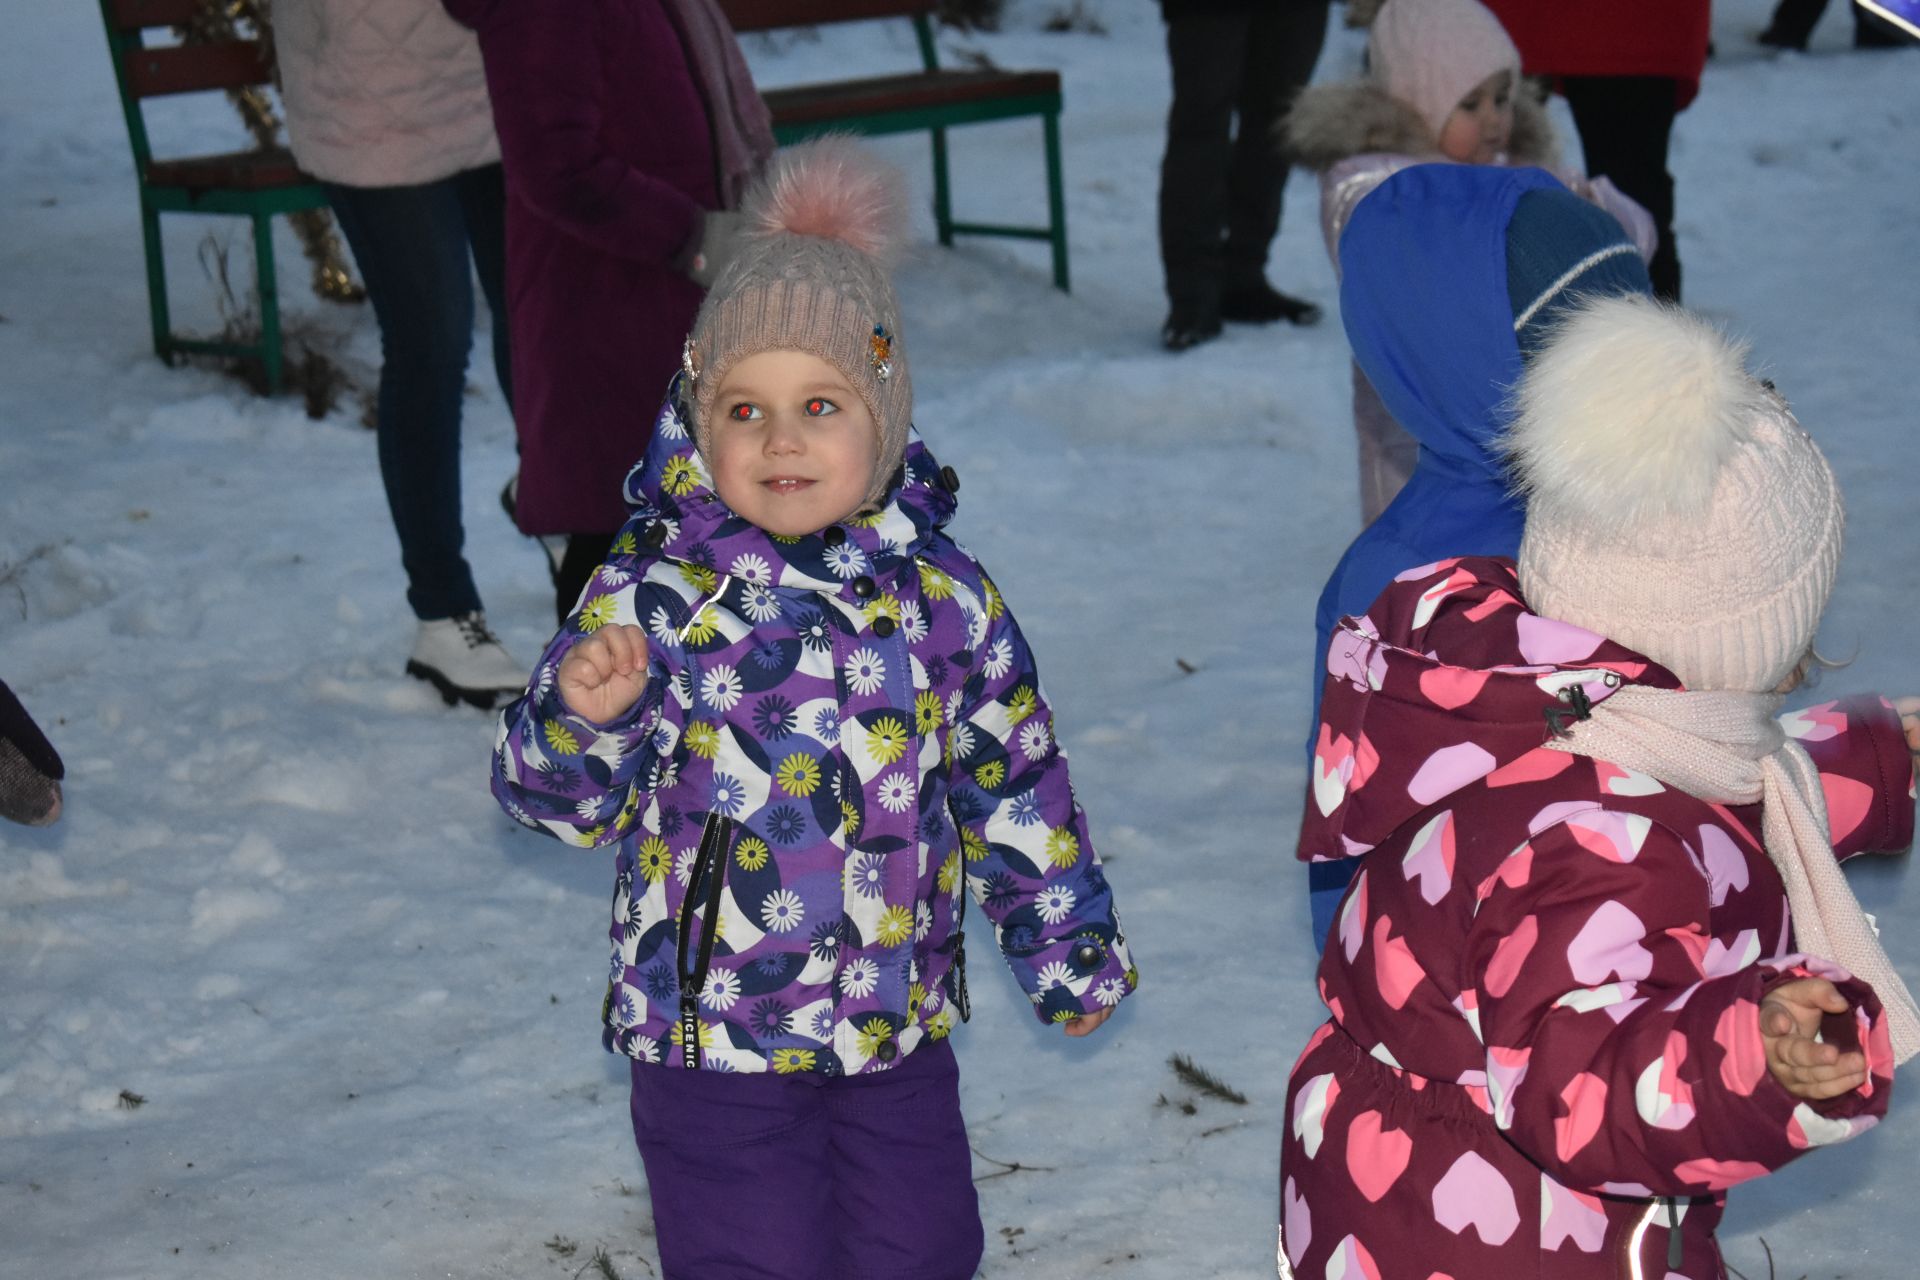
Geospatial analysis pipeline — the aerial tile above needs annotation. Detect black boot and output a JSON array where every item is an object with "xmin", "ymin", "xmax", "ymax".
[
  {"xmin": 0, "ymin": 680, "xmax": 63, "ymax": 827},
  {"xmin": 1161, "ymin": 301, "xmax": 1223, "ymax": 352},
  {"xmin": 1755, "ymin": 23, "xmax": 1810, "ymax": 49},
  {"xmin": 1220, "ymin": 282, "xmax": 1323, "ymax": 326}
]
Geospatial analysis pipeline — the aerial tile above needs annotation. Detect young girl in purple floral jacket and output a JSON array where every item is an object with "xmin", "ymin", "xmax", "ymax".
[{"xmin": 490, "ymin": 139, "xmax": 1137, "ymax": 1279}]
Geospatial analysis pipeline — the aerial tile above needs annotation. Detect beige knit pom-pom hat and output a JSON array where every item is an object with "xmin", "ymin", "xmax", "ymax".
[
  {"xmin": 1507, "ymin": 294, "xmax": 1845, "ymax": 694},
  {"xmin": 1368, "ymin": 0, "xmax": 1521, "ymax": 140},
  {"xmin": 682, "ymin": 136, "xmax": 913, "ymax": 511}
]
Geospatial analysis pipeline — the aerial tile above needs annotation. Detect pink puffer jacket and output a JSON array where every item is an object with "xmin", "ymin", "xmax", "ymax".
[{"xmin": 275, "ymin": 0, "xmax": 499, "ymax": 187}]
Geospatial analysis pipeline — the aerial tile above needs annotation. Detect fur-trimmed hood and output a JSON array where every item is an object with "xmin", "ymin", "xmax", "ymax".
[{"xmin": 1284, "ymin": 79, "xmax": 1558, "ymax": 172}]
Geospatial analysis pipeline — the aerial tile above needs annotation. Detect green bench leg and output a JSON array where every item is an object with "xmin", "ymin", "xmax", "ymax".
[
  {"xmin": 252, "ymin": 210, "xmax": 285, "ymax": 395},
  {"xmin": 1043, "ymin": 110, "xmax": 1069, "ymax": 293},
  {"xmin": 931, "ymin": 125, "xmax": 954, "ymax": 249},
  {"xmin": 140, "ymin": 202, "xmax": 174, "ymax": 365}
]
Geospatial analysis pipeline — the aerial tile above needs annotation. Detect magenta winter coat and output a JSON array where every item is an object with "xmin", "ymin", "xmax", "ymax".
[
  {"xmin": 448, "ymin": 0, "xmax": 720, "ymax": 536},
  {"xmin": 1279, "ymin": 557, "xmax": 1908, "ymax": 1280}
]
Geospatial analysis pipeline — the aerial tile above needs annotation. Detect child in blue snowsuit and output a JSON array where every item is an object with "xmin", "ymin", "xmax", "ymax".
[{"xmin": 1302, "ymin": 163, "xmax": 1654, "ymax": 945}]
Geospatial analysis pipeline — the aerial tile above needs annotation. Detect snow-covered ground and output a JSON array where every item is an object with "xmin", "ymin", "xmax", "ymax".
[{"xmin": 2, "ymin": 2, "xmax": 1916, "ymax": 1276}]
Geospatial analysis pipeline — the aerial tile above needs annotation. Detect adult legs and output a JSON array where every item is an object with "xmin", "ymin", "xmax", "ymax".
[
  {"xmin": 1158, "ymin": 10, "xmax": 1249, "ymax": 343},
  {"xmin": 1758, "ymin": 0, "xmax": 1831, "ymax": 47},
  {"xmin": 1222, "ymin": 0, "xmax": 1330, "ymax": 301},
  {"xmin": 1757, "ymin": 0, "xmax": 1905, "ymax": 46},
  {"xmin": 1560, "ymin": 76, "xmax": 1683, "ymax": 301},
  {"xmin": 452, "ymin": 163, "xmax": 514, "ymax": 411},
  {"xmin": 326, "ymin": 174, "xmax": 490, "ymax": 621}
]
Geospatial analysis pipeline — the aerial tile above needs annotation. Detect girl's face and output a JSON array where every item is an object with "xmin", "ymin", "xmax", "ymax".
[
  {"xmin": 1439, "ymin": 69, "xmax": 1515, "ymax": 165},
  {"xmin": 708, "ymin": 349, "xmax": 879, "ymax": 537}
]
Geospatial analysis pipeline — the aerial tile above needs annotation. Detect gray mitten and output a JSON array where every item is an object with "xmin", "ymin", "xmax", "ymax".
[{"xmin": 683, "ymin": 210, "xmax": 749, "ymax": 289}]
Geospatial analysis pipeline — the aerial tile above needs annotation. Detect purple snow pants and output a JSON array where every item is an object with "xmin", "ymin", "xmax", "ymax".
[{"xmin": 628, "ymin": 1040, "xmax": 985, "ymax": 1280}]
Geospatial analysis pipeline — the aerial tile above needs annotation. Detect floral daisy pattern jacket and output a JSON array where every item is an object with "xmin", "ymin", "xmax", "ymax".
[
  {"xmin": 493, "ymin": 383, "xmax": 1137, "ymax": 1077},
  {"xmin": 1279, "ymin": 557, "xmax": 1908, "ymax": 1280}
]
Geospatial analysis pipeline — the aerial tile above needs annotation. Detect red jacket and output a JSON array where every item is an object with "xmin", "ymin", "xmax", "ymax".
[
  {"xmin": 1280, "ymin": 558, "xmax": 1907, "ymax": 1280},
  {"xmin": 1480, "ymin": 0, "xmax": 1712, "ymax": 108}
]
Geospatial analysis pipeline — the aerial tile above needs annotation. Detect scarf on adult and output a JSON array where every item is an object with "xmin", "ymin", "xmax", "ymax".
[
  {"xmin": 664, "ymin": 0, "xmax": 776, "ymax": 209},
  {"xmin": 1549, "ymin": 684, "xmax": 1920, "ymax": 1066}
]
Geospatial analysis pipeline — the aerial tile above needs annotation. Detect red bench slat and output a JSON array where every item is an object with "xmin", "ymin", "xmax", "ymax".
[
  {"xmin": 107, "ymin": 0, "xmax": 209, "ymax": 30},
  {"xmin": 761, "ymin": 68, "xmax": 1059, "ymax": 126},
  {"xmin": 719, "ymin": 0, "xmax": 934, "ymax": 34},
  {"xmin": 145, "ymin": 146, "xmax": 311, "ymax": 192},
  {"xmin": 124, "ymin": 39, "xmax": 273, "ymax": 97}
]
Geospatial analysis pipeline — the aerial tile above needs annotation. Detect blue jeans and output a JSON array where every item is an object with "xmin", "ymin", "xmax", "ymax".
[{"xmin": 325, "ymin": 165, "xmax": 511, "ymax": 621}]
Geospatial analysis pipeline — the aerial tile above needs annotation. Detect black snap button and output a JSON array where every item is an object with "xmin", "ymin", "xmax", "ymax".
[
  {"xmin": 823, "ymin": 526, "xmax": 846, "ymax": 547},
  {"xmin": 872, "ymin": 616, "xmax": 896, "ymax": 638},
  {"xmin": 852, "ymin": 576, "xmax": 875, "ymax": 599},
  {"xmin": 642, "ymin": 522, "xmax": 668, "ymax": 549},
  {"xmin": 939, "ymin": 465, "xmax": 960, "ymax": 493},
  {"xmin": 876, "ymin": 1039, "xmax": 898, "ymax": 1062},
  {"xmin": 1074, "ymin": 943, "xmax": 1102, "ymax": 969}
]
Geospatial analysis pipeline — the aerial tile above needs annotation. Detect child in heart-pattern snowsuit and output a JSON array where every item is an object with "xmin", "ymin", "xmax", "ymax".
[
  {"xmin": 491, "ymin": 138, "xmax": 1136, "ymax": 1280},
  {"xmin": 1278, "ymin": 294, "xmax": 1920, "ymax": 1279}
]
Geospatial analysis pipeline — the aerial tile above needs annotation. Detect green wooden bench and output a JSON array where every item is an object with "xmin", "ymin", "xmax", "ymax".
[
  {"xmin": 721, "ymin": 0, "xmax": 1071, "ymax": 291},
  {"xmin": 98, "ymin": 0, "xmax": 329, "ymax": 393}
]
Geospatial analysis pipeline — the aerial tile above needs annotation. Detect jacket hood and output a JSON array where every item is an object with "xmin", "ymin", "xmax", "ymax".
[
  {"xmin": 1300, "ymin": 556, "xmax": 1681, "ymax": 862},
  {"xmin": 1306, "ymin": 165, "xmax": 1575, "ymax": 761},
  {"xmin": 621, "ymin": 372, "xmax": 957, "ymax": 594},
  {"xmin": 1338, "ymin": 163, "xmax": 1569, "ymax": 475},
  {"xmin": 1285, "ymin": 80, "xmax": 1559, "ymax": 173}
]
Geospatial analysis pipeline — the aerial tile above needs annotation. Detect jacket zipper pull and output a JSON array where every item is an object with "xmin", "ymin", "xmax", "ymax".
[
  {"xmin": 951, "ymin": 932, "xmax": 971, "ymax": 1023},
  {"xmin": 678, "ymin": 574, "xmax": 736, "ymax": 641},
  {"xmin": 679, "ymin": 994, "xmax": 700, "ymax": 1069},
  {"xmin": 1666, "ymin": 1198, "xmax": 1682, "ymax": 1268}
]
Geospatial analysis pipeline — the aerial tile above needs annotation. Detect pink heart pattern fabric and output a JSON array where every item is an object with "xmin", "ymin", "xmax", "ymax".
[
  {"xmin": 1346, "ymin": 1110, "xmax": 1414, "ymax": 1202},
  {"xmin": 1282, "ymin": 559, "xmax": 1907, "ymax": 1279}
]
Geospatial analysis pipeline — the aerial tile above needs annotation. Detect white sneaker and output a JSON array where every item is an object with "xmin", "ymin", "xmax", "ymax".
[{"xmin": 406, "ymin": 612, "xmax": 528, "ymax": 709}]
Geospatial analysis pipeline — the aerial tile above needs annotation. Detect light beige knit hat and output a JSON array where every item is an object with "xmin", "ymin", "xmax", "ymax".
[
  {"xmin": 1368, "ymin": 0, "xmax": 1521, "ymax": 140},
  {"xmin": 1509, "ymin": 294, "xmax": 1845, "ymax": 694},
  {"xmin": 683, "ymin": 137, "xmax": 913, "ymax": 511}
]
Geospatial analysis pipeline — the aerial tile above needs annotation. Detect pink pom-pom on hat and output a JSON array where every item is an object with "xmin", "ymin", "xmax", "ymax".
[
  {"xmin": 748, "ymin": 134, "xmax": 908, "ymax": 265},
  {"xmin": 686, "ymin": 138, "xmax": 914, "ymax": 510}
]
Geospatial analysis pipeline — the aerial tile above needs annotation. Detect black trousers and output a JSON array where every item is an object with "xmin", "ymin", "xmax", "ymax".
[
  {"xmin": 1764, "ymin": 0, "xmax": 1908, "ymax": 47},
  {"xmin": 1157, "ymin": 2, "xmax": 1330, "ymax": 313},
  {"xmin": 1559, "ymin": 76, "xmax": 1684, "ymax": 301}
]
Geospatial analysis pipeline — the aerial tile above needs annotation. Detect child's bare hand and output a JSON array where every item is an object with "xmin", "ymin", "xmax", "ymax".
[
  {"xmin": 1062, "ymin": 1006, "xmax": 1114, "ymax": 1038},
  {"xmin": 558, "ymin": 624, "xmax": 651, "ymax": 723},
  {"xmin": 1893, "ymin": 696, "xmax": 1920, "ymax": 757},
  {"xmin": 1761, "ymin": 978, "xmax": 1867, "ymax": 1100}
]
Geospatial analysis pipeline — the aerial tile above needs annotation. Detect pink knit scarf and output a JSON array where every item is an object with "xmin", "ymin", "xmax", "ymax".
[
  {"xmin": 664, "ymin": 0, "xmax": 776, "ymax": 210},
  {"xmin": 1549, "ymin": 685, "xmax": 1920, "ymax": 1065}
]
